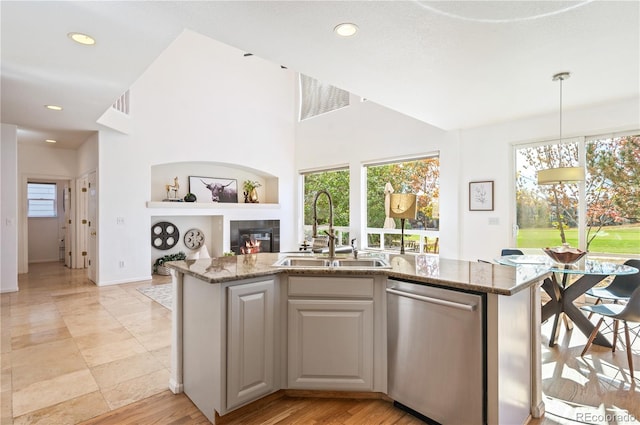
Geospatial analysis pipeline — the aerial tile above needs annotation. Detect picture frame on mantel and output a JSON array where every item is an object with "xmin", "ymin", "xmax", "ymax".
[
  {"xmin": 469, "ymin": 181, "xmax": 494, "ymax": 211},
  {"xmin": 189, "ymin": 176, "xmax": 238, "ymax": 203}
]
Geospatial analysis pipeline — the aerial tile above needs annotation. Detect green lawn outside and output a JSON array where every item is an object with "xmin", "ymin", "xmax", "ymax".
[{"xmin": 517, "ymin": 225, "xmax": 640, "ymax": 254}]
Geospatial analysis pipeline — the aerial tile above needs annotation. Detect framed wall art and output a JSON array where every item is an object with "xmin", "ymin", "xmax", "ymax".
[
  {"xmin": 189, "ymin": 176, "xmax": 238, "ymax": 203},
  {"xmin": 469, "ymin": 180, "xmax": 494, "ymax": 211}
]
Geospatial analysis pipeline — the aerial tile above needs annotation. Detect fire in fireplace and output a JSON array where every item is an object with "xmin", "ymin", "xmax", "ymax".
[{"xmin": 240, "ymin": 229, "xmax": 271, "ymax": 254}]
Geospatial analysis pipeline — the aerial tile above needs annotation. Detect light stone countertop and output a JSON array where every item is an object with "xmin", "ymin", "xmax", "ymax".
[{"xmin": 166, "ymin": 252, "xmax": 550, "ymax": 295}]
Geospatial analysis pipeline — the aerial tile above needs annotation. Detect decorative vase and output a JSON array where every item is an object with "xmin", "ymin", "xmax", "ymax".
[{"xmin": 249, "ymin": 188, "xmax": 259, "ymax": 203}]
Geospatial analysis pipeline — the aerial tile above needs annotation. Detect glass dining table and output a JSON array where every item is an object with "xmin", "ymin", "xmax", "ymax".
[{"xmin": 496, "ymin": 254, "xmax": 639, "ymax": 348}]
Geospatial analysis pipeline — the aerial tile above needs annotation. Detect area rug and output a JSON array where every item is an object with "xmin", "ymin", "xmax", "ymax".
[{"xmin": 137, "ymin": 283, "xmax": 172, "ymax": 310}]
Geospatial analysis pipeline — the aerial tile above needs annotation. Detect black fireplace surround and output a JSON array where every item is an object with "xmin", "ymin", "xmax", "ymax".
[{"xmin": 230, "ymin": 220, "xmax": 280, "ymax": 255}]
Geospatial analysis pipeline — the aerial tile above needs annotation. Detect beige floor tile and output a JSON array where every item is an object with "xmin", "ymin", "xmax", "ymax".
[
  {"xmin": 120, "ymin": 313, "xmax": 171, "ymax": 335},
  {"xmin": 10, "ymin": 317, "xmax": 68, "ymax": 339},
  {"xmin": 103, "ymin": 299, "xmax": 154, "ymax": 318},
  {"xmin": 1, "ymin": 389, "xmax": 12, "ymax": 424},
  {"xmin": 11, "ymin": 326, "xmax": 72, "ymax": 350},
  {"xmin": 72, "ymin": 326, "xmax": 132, "ymax": 352},
  {"xmin": 12, "ymin": 391, "xmax": 109, "ymax": 425},
  {"xmin": 150, "ymin": 345, "xmax": 171, "ymax": 369},
  {"xmin": 131, "ymin": 326, "xmax": 171, "ymax": 352},
  {"xmin": 62, "ymin": 315, "xmax": 123, "ymax": 338},
  {"xmin": 9, "ymin": 303, "xmax": 60, "ymax": 326},
  {"xmin": 90, "ymin": 352, "xmax": 164, "ymax": 389},
  {"xmin": 79, "ymin": 337, "xmax": 147, "ymax": 368},
  {"xmin": 11, "ymin": 338, "xmax": 86, "ymax": 391},
  {"xmin": 12, "ymin": 369, "xmax": 98, "ymax": 417},
  {"xmin": 101, "ymin": 368, "xmax": 170, "ymax": 410},
  {"xmin": 1, "ymin": 353, "xmax": 11, "ymax": 392}
]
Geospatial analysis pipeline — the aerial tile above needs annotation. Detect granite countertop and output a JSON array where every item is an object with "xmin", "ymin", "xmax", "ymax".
[{"xmin": 166, "ymin": 252, "xmax": 551, "ymax": 295}]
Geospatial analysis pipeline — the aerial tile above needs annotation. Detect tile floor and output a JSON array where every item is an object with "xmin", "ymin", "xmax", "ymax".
[{"xmin": 1, "ymin": 262, "xmax": 172, "ymax": 424}]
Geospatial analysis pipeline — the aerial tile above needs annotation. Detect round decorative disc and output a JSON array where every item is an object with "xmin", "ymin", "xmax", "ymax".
[
  {"xmin": 151, "ymin": 221, "xmax": 180, "ymax": 250},
  {"xmin": 184, "ymin": 228, "xmax": 205, "ymax": 250}
]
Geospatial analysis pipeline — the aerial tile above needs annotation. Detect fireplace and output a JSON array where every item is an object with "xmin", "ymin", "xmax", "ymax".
[{"xmin": 230, "ymin": 220, "xmax": 280, "ymax": 255}]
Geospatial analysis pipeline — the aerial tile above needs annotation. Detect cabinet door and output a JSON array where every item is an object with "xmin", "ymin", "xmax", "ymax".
[
  {"xmin": 227, "ymin": 279, "xmax": 275, "ymax": 410},
  {"xmin": 288, "ymin": 299, "xmax": 373, "ymax": 390}
]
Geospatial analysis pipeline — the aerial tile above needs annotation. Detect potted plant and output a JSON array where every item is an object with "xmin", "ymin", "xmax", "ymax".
[
  {"xmin": 154, "ymin": 251, "xmax": 186, "ymax": 275},
  {"xmin": 242, "ymin": 180, "xmax": 261, "ymax": 203}
]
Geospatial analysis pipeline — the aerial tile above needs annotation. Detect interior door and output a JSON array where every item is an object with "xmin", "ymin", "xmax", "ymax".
[
  {"xmin": 63, "ymin": 181, "xmax": 72, "ymax": 267},
  {"xmin": 76, "ymin": 176, "xmax": 88, "ymax": 268},
  {"xmin": 87, "ymin": 171, "xmax": 97, "ymax": 283}
]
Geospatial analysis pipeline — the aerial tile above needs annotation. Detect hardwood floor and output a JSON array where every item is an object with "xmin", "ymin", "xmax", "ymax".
[{"xmin": 2, "ymin": 262, "xmax": 639, "ymax": 424}]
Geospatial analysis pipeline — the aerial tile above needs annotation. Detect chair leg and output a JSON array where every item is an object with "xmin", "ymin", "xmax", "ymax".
[
  {"xmin": 612, "ymin": 319, "xmax": 619, "ymax": 353},
  {"xmin": 624, "ymin": 322, "xmax": 634, "ymax": 380},
  {"xmin": 581, "ymin": 317, "xmax": 604, "ymax": 357}
]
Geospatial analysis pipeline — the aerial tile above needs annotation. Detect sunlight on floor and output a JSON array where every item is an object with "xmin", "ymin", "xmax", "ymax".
[{"xmin": 539, "ymin": 314, "xmax": 640, "ymax": 424}]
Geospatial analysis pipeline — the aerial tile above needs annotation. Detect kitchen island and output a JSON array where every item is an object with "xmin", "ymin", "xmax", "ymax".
[{"xmin": 167, "ymin": 252, "xmax": 550, "ymax": 424}]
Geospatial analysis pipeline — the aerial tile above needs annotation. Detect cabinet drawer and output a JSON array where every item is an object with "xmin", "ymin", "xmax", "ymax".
[{"xmin": 288, "ymin": 276, "xmax": 374, "ymax": 298}]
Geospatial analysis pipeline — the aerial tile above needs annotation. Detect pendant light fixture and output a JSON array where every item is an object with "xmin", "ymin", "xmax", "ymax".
[{"xmin": 537, "ymin": 71, "xmax": 584, "ymax": 245}]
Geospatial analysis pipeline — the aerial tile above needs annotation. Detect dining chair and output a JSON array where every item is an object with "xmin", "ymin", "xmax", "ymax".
[
  {"xmin": 501, "ymin": 248, "xmax": 524, "ymax": 256},
  {"xmin": 580, "ymin": 285, "xmax": 640, "ymax": 380},
  {"xmin": 585, "ymin": 259, "xmax": 640, "ymax": 318}
]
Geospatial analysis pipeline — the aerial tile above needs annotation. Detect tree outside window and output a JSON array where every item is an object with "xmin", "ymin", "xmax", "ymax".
[{"xmin": 516, "ymin": 134, "xmax": 639, "ymax": 255}]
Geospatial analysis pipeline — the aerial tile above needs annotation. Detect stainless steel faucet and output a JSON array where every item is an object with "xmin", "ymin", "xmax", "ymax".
[{"xmin": 312, "ymin": 190, "xmax": 335, "ymax": 258}]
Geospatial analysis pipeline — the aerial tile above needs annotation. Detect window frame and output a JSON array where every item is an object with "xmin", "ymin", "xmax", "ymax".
[
  {"xmin": 513, "ymin": 131, "xmax": 639, "ymax": 257},
  {"xmin": 27, "ymin": 182, "xmax": 58, "ymax": 218},
  {"xmin": 362, "ymin": 154, "xmax": 440, "ymax": 254}
]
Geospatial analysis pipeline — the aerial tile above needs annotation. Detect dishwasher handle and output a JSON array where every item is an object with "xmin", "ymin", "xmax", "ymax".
[{"xmin": 386, "ymin": 287, "xmax": 477, "ymax": 311}]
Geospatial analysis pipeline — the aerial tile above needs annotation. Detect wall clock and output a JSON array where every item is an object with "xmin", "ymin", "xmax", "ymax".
[
  {"xmin": 151, "ymin": 221, "xmax": 179, "ymax": 250},
  {"xmin": 184, "ymin": 228, "xmax": 205, "ymax": 250}
]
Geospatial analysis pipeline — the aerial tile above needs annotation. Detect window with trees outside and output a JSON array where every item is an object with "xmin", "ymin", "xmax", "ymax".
[
  {"xmin": 515, "ymin": 134, "xmax": 639, "ymax": 257},
  {"xmin": 302, "ymin": 168, "xmax": 350, "ymax": 247},
  {"xmin": 365, "ymin": 155, "xmax": 440, "ymax": 253}
]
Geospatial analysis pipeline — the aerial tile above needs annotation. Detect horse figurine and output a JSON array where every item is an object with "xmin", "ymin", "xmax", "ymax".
[{"xmin": 166, "ymin": 176, "xmax": 179, "ymax": 199}]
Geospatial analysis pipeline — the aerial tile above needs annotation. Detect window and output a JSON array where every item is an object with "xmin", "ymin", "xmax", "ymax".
[
  {"xmin": 299, "ymin": 74, "xmax": 350, "ymax": 121},
  {"xmin": 515, "ymin": 134, "xmax": 639, "ymax": 256},
  {"xmin": 302, "ymin": 168, "xmax": 350, "ymax": 246},
  {"xmin": 364, "ymin": 156, "xmax": 440, "ymax": 253},
  {"xmin": 27, "ymin": 182, "xmax": 57, "ymax": 217}
]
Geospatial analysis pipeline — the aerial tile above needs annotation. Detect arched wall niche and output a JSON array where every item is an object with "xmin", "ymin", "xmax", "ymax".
[{"xmin": 150, "ymin": 161, "xmax": 279, "ymax": 204}]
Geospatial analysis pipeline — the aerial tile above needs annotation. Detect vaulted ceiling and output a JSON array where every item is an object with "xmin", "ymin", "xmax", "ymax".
[{"xmin": 2, "ymin": 1, "xmax": 638, "ymax": 149}]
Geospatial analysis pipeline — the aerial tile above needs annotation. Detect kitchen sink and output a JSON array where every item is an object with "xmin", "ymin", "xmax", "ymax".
[
  {"xmin": 331, "ymin": 259, "xmax": 390, "ymax": 268},
  {"xmin": 273, "ymin": 256, "xmax": 390, "ymax": 269},
  {"xmin": 275, "ymin": 258, "xmax": 332, "ymax": 267}
]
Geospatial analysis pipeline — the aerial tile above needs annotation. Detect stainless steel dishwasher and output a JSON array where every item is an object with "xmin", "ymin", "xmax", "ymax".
[{"xmin": 387, "ymin": 279, "xmax": 485, "ymax": 424}]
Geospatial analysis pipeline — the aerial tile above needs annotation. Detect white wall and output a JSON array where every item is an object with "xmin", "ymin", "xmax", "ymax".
[
  {"xmin": 77, "ymin": 133, "xmax": 98, "ymax": 176},
  {"xmin": 95, "ymin": 30, "xmax": 296, "ymax": 285},
  {"xmin": 1, "ymin": 124, "xmax": 18, "ymax": 292}
]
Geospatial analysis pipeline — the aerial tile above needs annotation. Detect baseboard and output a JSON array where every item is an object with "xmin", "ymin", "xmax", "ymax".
[{"xmin": 283, "ymin": 389, "xmax": 390, "ymax": 401}]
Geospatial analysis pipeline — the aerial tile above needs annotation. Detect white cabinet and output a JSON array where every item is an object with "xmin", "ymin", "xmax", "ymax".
[
  {"xmin": 287, "ymin": 276, "xmax": 375, "ymax": 391},
  {"xmin": 179, "ymin": 274, "xmax": 278, "ymax": 423},
  {"xmin": 227, "ymin": 279, "xmax": 276, "ymax": 410}
]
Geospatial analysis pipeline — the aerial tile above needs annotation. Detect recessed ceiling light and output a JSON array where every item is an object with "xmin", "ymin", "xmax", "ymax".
[
  {"xmin": 45, "ymin": 139, "xmax": 57, "ymax": 144},
  {"xmin": 45, "ymin": 105, "xmax": 63, "ymax": 111},
  {"xmin": 68, "ymin": 32, "xmax": 96, "ymax": 45},
  {"xmin": 334, "ymin": 23, "xmax": 358, "ymax": 37}
]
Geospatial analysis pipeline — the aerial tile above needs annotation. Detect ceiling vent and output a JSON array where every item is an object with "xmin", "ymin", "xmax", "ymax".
[
  {"xmin": 299, "ymin": 74, "xmax": 349, "ymax": 121},
  {"xmin": 111, "ymin": 90, "xmax": 130, "ymax": 115}
]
